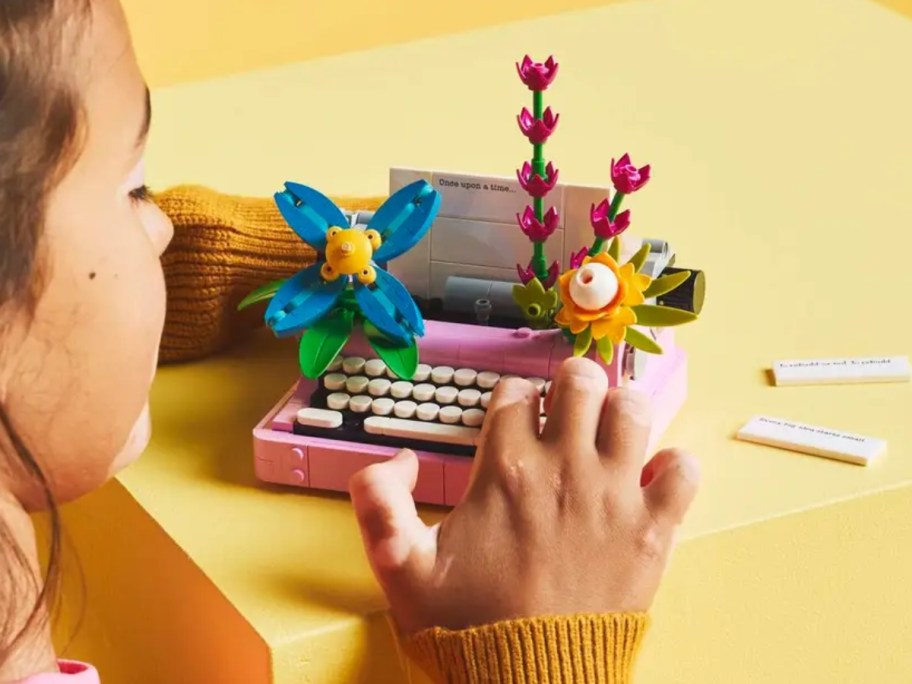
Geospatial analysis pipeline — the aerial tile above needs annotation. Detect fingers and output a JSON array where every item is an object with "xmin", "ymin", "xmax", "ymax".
[
  {"xmin": 349, "ymin": 450, "xmax": 437, "ymax": 587},
  {"xmin": 541, "ymin": 357, "xmax": 609, "ymax": 451},
  {"xmin": 641, "ymin": 448, "xmax": 701, "ymax": 526},
  {"xmin": 596, "ymin": 386, "xmax": 653, "ymax": 475},
  {"xmin": 478, "ymin": 376, "xmax": 542, "ymax": 453}
]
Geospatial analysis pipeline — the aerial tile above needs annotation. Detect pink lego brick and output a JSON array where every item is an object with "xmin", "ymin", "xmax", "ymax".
[{"xmin": 443, "ymin": 458, "xmax": 474, "ymax": 507}]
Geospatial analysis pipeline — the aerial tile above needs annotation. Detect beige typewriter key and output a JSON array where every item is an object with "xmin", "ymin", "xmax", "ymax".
[
  {"xmin": 416, "ymin": 403, "xmax": 440, "ymax": 422},
  {"xmin": 391, "ymin": 381, "xmax": 413, "ymax": 399},
  {"xmin": 296, "ymin": 408, "xmax": 343, "ymax": 429},
  {"xmin": 412, "ymin": 364, "xmax": 432, "ymax": 382},
  {"xmin": 326, "ymin": 392, "xmax": 350, "ymax": 411},
  {"xmin": 368, "ymin": 378, "xmax": 392, "ymax": 397},
  {"xmin": 435, "ymin": 386, "xmax": 459, "ymax": 405},
  {"xmin": 349, "ymin": 395, "xmax": 373, "ymax": 413},
  {"xmin": 527, "ymin": 377, "xmax": 547, "ymax": 394},
  {"xmin": 458, "ymin": 388, "xmax": 481, "ymax": 407},
  {"xmin": 480, "ymin": 391, "xmax": 493, "ymax": 409},
  {"xmin": 462, "ymin": 408, "xmax": 486, "ymax": 427},
  {"xmin": 365, "ymin": 359, "xmax": 387, "ymax": 377},
  {"xmin": 431, "ymin": 366, "xmax": 455, "ymax": 385},
  {"xmin": 544, "ymin": 380, "xmax": 552, "ymax": 395},
  {"xmin": 454, "ymin": 368, "xmax": 478, "ymax": 387},
  {"xmin": 345, "ymin": 375, "xmax": 369, "ymax": 394},
  {"xmin": 364, "ymin": 416, "xmax": 479, "ymax": 446},
  {"xmin": 327, "ymin": 356, "xmax": 343, "ymax": 372},
  {"xmin": 324, "ymin": 373, "xmax": 347, "ymax": 391},
  {"xmin": 342, "ymin": 356, "xmax": 366, "ymax": 374},
  {"xmin": 477, "ymin": 371, "xmax": 500, "ymax": 389},
  {"xmin": 439, "ymin": 406, "xmax": 463, "ymax": 425},
  {"xmin": 393, "ymin": 400, "xmax": 418, "ymax": 419},
  {"xmin": 413, "ymin": 383, "xmax": 436, "ymax": 402},
  {"xmin": 371, "ymin": 398, "xmax": 395, "ymax": 416}
]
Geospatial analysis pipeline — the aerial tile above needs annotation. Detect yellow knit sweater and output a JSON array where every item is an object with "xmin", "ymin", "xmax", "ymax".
[{"xmin": 154, "ymin": 186, "xmax": 649, "ymax": 683}]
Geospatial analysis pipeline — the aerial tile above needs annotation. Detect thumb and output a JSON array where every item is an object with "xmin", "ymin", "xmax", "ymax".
[
  {"xmin": 349, "ymin": 450, "xmax": 437, "ymax": 591},
  {"xmin": 641, "ymin": 448, "xmax": 701, "ymax": 526}
]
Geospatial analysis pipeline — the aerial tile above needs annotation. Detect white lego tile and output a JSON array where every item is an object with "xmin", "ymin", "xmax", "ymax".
[
  {"xmin": 736, "ymin": 416, "xmax": 885, "ymax": 466},
  {"xmin": 429, "ymin": 170, "xmax": 565, "ymax": 225},
  {"xmin": 772, "ymin": 356, "xmax": 910, "ymax": 386},
  {"xmin": 428, "ymin": 261, "xmax": 518, "ymax": 299},
  {"xmin": 430, "ymin": 217, "xmax": 564, "ymax": 271}
]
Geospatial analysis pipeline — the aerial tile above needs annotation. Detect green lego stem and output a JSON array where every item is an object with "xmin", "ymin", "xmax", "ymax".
[
  {"xmin": 588, "ymin": 192, "xmax": 626, "ymax": 256},
  {"xmin": 531, "ymin": 89, "xmax": 547, "ymax": 281}
]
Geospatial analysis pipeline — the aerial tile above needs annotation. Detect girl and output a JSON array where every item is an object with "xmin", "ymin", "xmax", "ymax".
[{"xmin": 0, "ymin": 1, "xmax": 700, "ymax": 682}]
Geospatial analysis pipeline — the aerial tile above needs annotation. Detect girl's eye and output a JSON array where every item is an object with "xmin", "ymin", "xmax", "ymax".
[{"xmin": 129, "ymin": 184, "xmax": 150, "ymax": 203}]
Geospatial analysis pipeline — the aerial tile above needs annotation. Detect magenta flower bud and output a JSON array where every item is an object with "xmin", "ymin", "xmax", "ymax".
[
  {"xmin": 610, "ymin": 154, "xmax": 651, "ymax": 194},
  {"xmin": 516, "ymin": 206, "xmax": 559, "ymax": 241},
  {"xmin": 590, "ymin": 199, "xmax": 631, "ymax": 239},
  {"xmin": 516, "ymin": 262, "xmax": 537, "ymax": 285},
  {"xmin": 516, "ymin": 55, "xmax": 559, "ymax": 91},
  {"xmin": 569, "ymin": 246, "xmax": 589, "ymax": 270},
  {"xmin": 517, "ymin": 107, "xmax": 560, "ymax": 144},
  {"xmin": 542, "ymin": 261, "xmax": 560, "ymax": 289},
  {"xmin": 517, "ymin": 162, "xmax": 559, "ymax": 198}
]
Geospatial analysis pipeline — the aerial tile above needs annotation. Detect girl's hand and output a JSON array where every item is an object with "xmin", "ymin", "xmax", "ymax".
[{"xmin": 350, "ymin": 357, "xmax": 700, "ymax": 633}]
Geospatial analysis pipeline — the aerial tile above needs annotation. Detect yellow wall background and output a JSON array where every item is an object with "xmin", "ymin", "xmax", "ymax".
[{"xmin": 122, "ymin": 0, "xmax": 630, "ymax": 87}]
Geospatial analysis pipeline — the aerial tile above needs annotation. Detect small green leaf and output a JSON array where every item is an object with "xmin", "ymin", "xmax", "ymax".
[
  {"xmin": 512, "ymin": 283, "xmax": 532, "ymax": 308},
  {"xmin": 643, "ymin": 271, "xmax": 691, "ymax": 299},
  {"xmin": 608, "ymin": 236, "xmax": 621, "ymax": 261},
  {"xmin": 573, "ymin": 327, "xmax": 593, "ymax": 356},
  {"xmin": 596, "ymin": 336, "xmax": 615, "ymax": 365},
  {"xmin": 628, "ymin": 242, "xmax": 651, "ymax": 272},
  {"xmin": 625, "ymin": 326, "xmax": 663, "ymax": 354},
  {"xmin": 363, "ymin": 321, "xmax": 419, "ymax": 380},
  {"xmin": 237, "ymin": 278, "xmax": 286, "ymax": 311},
  {"xmin": 298, "ymin": 309, "xmax": 354, "ymax": 378},
  {"xmin": 632, "ymin": 304, "xmax": 699, "ymax": 327}
]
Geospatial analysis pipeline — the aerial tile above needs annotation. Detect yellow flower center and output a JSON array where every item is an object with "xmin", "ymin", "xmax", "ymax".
[
  {"xmin": 322, "ymin": 227, "xmax": 382, "ymax": 284},
  {"xmin": 569, "ymin": 262, "xmax": 619, "ymax": 311}
]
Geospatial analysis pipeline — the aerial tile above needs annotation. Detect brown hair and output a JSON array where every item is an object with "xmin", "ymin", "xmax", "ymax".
[{"xmin": 1, "ymin": 0, "xmax": 90, "ymax": 669}]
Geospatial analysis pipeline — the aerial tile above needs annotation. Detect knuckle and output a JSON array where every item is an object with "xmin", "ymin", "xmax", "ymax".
[
  {"xmin": 633, "ymin": 522, "xmax": 665, "ymax": 561},
  {"xmin": 604, "ymin": 387, "xmax": 652, "ymax": 427}
]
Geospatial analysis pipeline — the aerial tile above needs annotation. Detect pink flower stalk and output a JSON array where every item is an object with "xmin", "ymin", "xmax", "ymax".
[
  {"xmin": 517, "ymin": 107, "xmax": 560, "ymax": 144},
  {"xmin": 610, "ymin": 154, "xmax": 651, "ymax": 194},
  {"xmin": 516, "ymin": 260, "xmax": 559, "ymax": 288},
  {"xmin": 516, "ymin": 55, "xmax": 559, "ymax": 91},
  {"xmin": 569, "ymin": 246, "xmax": 589, "ymax": 270},
  {"xmin": 516, "ymin": 206, "xmax": 559, "ymax": 241},
  {"xmin": 590, "ymin": 199, "xmax": 631, "ymax": 238},
  {"xmin": 517, "ymin": 162, "xmax": 559, "ymax": 198}
]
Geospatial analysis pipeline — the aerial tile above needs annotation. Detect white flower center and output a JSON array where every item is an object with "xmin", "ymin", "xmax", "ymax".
[{"xmin": 569, "ymin": 263, "xmax": 618, "ymax": 311}]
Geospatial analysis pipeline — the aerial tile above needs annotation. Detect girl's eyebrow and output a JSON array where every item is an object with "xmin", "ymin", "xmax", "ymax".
[{"xmin": 136, "ymin": 86, "xmax": 151, "ymax": 147}]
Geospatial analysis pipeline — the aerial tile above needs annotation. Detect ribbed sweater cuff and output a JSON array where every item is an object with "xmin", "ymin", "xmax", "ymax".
[{"xmin": 405, "ymin": 613, "xmax": 649, "ymax": 684}]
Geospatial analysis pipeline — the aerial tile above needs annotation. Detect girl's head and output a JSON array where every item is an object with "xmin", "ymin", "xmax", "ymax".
[{"xmin": 1, "ymin": 0, "xmax": 172, "ymax": 664}]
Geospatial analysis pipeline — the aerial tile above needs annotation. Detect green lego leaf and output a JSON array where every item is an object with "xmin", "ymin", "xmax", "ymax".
[
  {"xmin": 237, "ymin": 278, "xmax": 286, "ymax": 311},
  {"xmin": 608, "ymin": 236, "xmax": 621, "ymax": 261},
  {"xmin": 298, "ymin": 309, "xmax": 354, "ymax": 379},
  {"xmin": 573, "ymin": 327, "xmax": 593, "ymax": 356},
  {"xmin": 625, "ymin": 326, "xmax": 663, "ymax": 354},
  {"xmin": 596, "ymin": 336, "xmax": 615, "ymax": 365},
  {"xmin": 628, "ymin": 242, "xmax": 651, "ymax": 272},
  {"xmin": 632, "ymin": 304, "xmax": 698, "ymax": 327},
  {"xmin": 363, "ymin": 321, "xmax": 419, "ymax": 380},
  {"xmin": 643, "ymin": 271, "xmax": 692, "ymax": 299}
]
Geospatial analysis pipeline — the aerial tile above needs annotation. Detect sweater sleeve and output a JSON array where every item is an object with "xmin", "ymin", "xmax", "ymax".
[
  {"xmin": 153, "ymin": 185, "xmax": 385, "ymax": 363},
  {"xmin": 405, "ymin": 613, "xmax": 649, "ymax": 684}
]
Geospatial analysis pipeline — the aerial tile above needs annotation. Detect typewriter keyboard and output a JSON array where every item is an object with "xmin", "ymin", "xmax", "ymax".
[{"xmin": 295, "ymin": 356, "xmax": 552, "ymax": 456}]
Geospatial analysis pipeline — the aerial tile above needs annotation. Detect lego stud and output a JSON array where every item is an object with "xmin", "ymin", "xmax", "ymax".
[
  {"xmin": 569, "ymin": 262, "xmax": 618, "ymax": 311},
  {"xmin": 322, "ymin": 227, "xmax": 380, "ymax": 281}
]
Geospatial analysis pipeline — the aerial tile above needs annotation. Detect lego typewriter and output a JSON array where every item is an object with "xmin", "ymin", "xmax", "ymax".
[{"xmin": 245, "ymin": 56, "xmax": 705, "ymax": 506}]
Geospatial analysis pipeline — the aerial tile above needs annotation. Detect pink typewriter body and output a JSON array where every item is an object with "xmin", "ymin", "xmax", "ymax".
[{"xmin": 252, "ymin": 319, "xmax": 687, "ymax": 507}]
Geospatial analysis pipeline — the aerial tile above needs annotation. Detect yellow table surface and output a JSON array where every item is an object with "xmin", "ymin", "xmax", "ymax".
[{"xmin": 56, "ymin": 0, "xmax": 912, "ymax": 681}]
